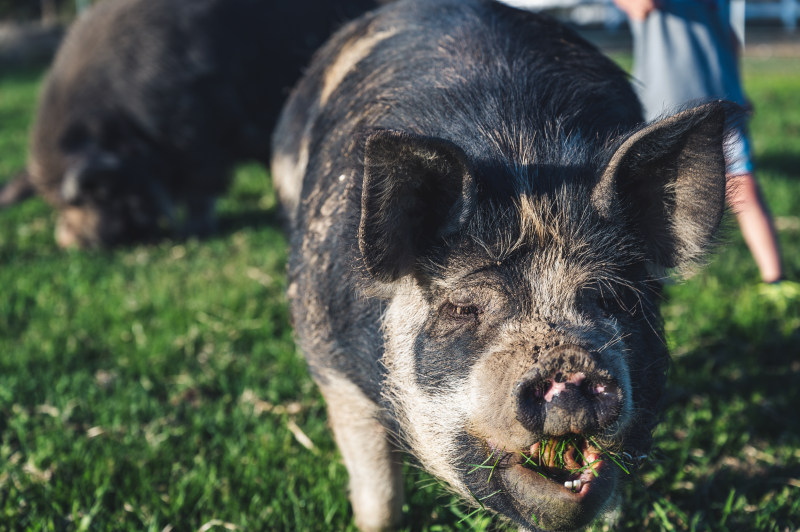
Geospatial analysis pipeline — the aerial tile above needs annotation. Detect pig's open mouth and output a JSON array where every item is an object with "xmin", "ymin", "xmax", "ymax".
[
  {"xmin": 514, "ymin": 436, "xmax": 609, "ymax": 495},
  {"xmin": 478, "ymin": 435, "xmax": 628, "ymax": 529}
]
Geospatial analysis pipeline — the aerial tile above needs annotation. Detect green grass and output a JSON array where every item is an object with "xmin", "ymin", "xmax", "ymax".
[{"xmin": 1, "ymin": 53, "xmax": 798, "ymax": 531}]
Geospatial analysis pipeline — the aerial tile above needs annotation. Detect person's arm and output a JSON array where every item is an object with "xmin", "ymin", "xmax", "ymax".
[{"xmin": 613, "ymin": 0, "xmax": 660, "ymax": 21}]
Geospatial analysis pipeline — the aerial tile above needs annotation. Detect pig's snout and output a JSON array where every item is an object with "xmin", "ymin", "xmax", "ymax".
[{"xmin": 514, "ymin": 345, "xmax": 622, "ymax": 437}]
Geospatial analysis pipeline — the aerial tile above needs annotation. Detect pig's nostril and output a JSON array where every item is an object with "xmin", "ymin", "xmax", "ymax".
[
  {"xmin": 531, "ymin": 379, "xmax": 550, "ymax": 401},
  {"xmin": 515, "ymin": 370, "xmax": 621, "ymax": 435},
  {"xmin": 582, "ymin": 379, "xmax": 617, "ymax": 398},
  {"xmin": 528, "ymin": 372, "xmax": 592, "ymax": 403}
]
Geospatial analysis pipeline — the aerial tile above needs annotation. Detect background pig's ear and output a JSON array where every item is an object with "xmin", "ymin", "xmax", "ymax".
[
  {"xmin": 592, "ymin": 102, "xmax": 729, "ymax": 272},
  {"xmin": 61, "ymin": 150, "xmax": 121, "ymax": 204},
  {"xmin": 359, "ymin": 130, "xmax": 475, "ymax": 281}
]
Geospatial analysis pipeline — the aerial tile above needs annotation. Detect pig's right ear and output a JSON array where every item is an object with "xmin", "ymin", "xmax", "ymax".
[
  {"xmin": 592, "ymin": 102, "xmax": 729, "ymax": 273},
  {"xmin": 359, "ymin": 130, "xmax": 475, "ymax": 282}
]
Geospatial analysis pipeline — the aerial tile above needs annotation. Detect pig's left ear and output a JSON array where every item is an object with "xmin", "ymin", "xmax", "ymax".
[
  {"xmin": 359, "ymin": 130, "xmax": 475, "ymax": 282},
  {"xmin": 592, "ymin": 102, "xmax": 729, "ymax": 272}
]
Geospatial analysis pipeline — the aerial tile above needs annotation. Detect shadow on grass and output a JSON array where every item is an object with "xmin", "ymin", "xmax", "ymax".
[
  {"xmin": 757, "ymin": 151, "xmax": 800, "ymax": 179},
  {"xmin": 215, "ymin": 207, "xmax": 283, "ymax": 236},
  {"xmin": 0, "ymin": 62, "xmax": 49, "ymax": 83},
  {"xmin": 668, "ymin": 325, "xmax": 800, "ymax": 436},
  {"xmin": 656, "ymin": 321, "xmax": 800, "ymax": 528}
]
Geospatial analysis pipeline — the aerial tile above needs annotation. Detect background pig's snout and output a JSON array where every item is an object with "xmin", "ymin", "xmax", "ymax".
[{"xmin": 514, "ymin": 345, "xmax": 622, "ymax": 436}]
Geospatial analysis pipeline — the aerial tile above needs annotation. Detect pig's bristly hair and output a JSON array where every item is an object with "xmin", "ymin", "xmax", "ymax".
[{"xmin": 417, "ymin": 118, "xmax": 648, "ymax": 311}]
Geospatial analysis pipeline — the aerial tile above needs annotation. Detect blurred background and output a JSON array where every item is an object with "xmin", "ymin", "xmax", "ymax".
[{"xmin": 3, "ymin": 0, "xmax": 798, "ymax": 64}]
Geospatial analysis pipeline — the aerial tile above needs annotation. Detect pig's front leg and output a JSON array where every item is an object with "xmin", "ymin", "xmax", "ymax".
[{"xmin": 319, "ymin": 373, "xmax": 405, "ymax": 532}]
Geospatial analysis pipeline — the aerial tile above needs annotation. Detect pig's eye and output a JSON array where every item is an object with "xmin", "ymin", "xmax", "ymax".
[
  {"xmin": 443, "ymin": 302, "xmax": 482, "ymax": 320},
  {"xmin": 597, "ymin": 296, "xmax": 613, "ymax": 314},
  {"xmin": 594, "ymin": 292, "xmax": 637, "ymax": 317}
]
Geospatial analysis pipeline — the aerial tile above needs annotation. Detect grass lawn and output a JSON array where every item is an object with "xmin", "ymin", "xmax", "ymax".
[{"xmin": 0, "ymin": 52, "xmax": 798, "ymax": 531}]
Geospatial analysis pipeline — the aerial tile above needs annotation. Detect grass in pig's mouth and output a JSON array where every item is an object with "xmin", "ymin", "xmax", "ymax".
[
  {"xmin": 470, "ymin": 436, "xmax": 633, "ymax": 494},
  {"xmin": 518, "ymin": 436, "xmax": 632, "ymax": 490},
  {"xmin": 461, "ymin": 437, "xmax": 635, "ymax": 524}
]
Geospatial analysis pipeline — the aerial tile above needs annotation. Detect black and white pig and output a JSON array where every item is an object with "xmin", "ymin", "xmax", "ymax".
[
  {"xmin": 272, "ymin": 0, "xmax": 731, "ymax": 530},
  {"xmin": 4, "ymin": 0, "xmax": 380, "ymax": 247}
]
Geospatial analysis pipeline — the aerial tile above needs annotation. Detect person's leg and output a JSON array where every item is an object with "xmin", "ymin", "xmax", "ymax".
[{"xmin": 727, "ymin": 172, "xmax": 783, "ymax": 283}]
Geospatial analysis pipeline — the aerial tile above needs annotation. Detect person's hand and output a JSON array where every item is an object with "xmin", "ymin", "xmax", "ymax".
[{"xmin": 613, "ymin": 0, "xmax": 660, "ymax": 21}]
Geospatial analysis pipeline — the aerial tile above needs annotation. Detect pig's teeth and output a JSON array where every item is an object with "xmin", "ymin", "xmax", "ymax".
[{"xmin": 564, "ymin": 479, "xmax": 582, "ymax": 491}]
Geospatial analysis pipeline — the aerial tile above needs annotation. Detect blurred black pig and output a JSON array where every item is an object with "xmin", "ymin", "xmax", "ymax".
[
  {"xmin": 2, "ymin": 0, "xmax": 380, "ymax": 247},
  {"xmin": 272, "ymin": 0, "xmax": 733, "ymax": 530}
]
